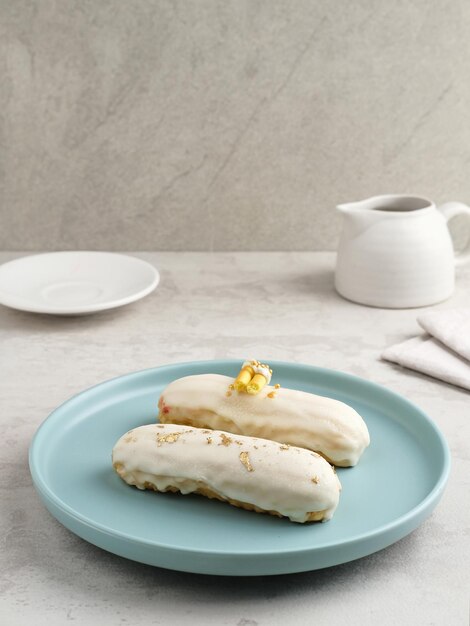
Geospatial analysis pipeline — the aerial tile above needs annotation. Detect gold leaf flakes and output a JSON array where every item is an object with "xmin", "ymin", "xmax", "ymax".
[
  {"xmin": 311, "ymin": 476, "xmax": 320, "ymax": 484},
  {"xmin": 226, "ymin": 391, "xmax": 232, "ymax": 397},
  {"xmin": 279, "ymin": 444, "xmax": 290, "ymax": 451},
  {"xmin": 219, "ymin": 433, "xmax": 233, "ymax": 447},
  {"xmin": 156, "ymin": 424, "xmax": 164, "ymax": 428},
  {"xmin": 239, "ymin": 451, "xmax": 254, "ymax": 472},
  {"xmin": 157, "ymin": 432, "xmax": 181, "ymax": 445},
  {"xmin": 207, "ymin": 437, "xmax": 213, "ymax": 444}
]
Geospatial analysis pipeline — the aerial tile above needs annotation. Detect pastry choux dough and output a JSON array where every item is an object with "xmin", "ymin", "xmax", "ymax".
[
  {"xmin": 158, "ymin": 374, "xmax": 370, "ymax": 467},
  {"xmin": 112, "ymin": 423, "xmax": 341, "ymax": 523}
]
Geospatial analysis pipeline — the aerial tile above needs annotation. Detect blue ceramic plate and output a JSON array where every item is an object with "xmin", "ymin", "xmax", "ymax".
[{"xmin": 29, "ymin": 360, "xmax": 450, "ymax": 576}]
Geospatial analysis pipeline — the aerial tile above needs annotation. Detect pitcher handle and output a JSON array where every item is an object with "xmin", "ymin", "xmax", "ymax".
[{"xmin": 438, "ymin": 201, "xmax": 470, "ymax": 266}]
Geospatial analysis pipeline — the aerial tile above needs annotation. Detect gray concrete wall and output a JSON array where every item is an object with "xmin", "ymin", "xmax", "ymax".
[{"xmin": 1, "ymin": 0, "xmax": 469, "ymax": 251}]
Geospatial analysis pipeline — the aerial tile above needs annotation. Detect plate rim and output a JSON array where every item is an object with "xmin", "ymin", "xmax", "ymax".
[
  {"xmin": 0, "ymin": 251, "xmax": 159, "ymax": 314},
  {"xmin": 29, "ymin": 359, "xmax": 451, "ymax": 558}
]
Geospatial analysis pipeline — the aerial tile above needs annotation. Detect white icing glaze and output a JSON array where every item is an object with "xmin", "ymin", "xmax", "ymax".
[
  {"xmin": 159, "ymin": 374, "xmax": 370, "ymax": 466},
  {"xmin": 112, "ymin": 424, "xmax": 341, "ymax": 523}
]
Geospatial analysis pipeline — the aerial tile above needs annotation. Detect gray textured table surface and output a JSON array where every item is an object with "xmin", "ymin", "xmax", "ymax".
[{"xmin": 1, "ymin": 252, "xmax": 469, "ymax": 626}]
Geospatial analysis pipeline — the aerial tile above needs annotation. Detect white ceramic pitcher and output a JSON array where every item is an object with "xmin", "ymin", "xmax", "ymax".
[{"xmin": 335, "ymin": 194, "xmax": 470, "ymax": 308}]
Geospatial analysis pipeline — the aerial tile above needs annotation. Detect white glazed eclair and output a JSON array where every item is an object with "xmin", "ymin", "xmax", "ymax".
[
  {"xmin": 158, "ymin": 374, "xmax": 370, "ymax": 466},
  {"xmin": 112, "ymin": 423, "xmax": 341, "ymax": 523}
]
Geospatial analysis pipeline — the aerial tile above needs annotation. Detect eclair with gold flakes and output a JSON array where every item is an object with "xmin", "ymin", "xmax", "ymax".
[
  {"xmin": 112, "ymin": 423, "xmax": 341, "ymax": 523},
  {"xmin": 158, "ymin": 374, "xmax": 370, "ymax": 467}
]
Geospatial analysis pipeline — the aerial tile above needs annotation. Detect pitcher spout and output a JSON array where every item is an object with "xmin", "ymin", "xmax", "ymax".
[
  {"xmin": 336, "ymin": 198, "xmax": 382, "ymax": 236},
  {"xmin": 336, "ymin": 202, "xmax": 357, "ymax": 214},
  {"xmin": 336, "ymin": 199, "xmax": 378, "ymax": 215}
]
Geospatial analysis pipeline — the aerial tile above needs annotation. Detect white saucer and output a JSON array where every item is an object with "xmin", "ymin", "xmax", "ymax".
[{"xmin": 0, "ymin": 252, "xmax": 159, "ymax": 315}]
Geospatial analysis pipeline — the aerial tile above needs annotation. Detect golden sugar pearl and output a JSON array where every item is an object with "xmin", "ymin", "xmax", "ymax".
[
  {"xmin": 274, "ymin": 384, "xmax": 280, "ymax": 389},
  {"xmin": 267, "ymin": 391, "xmax": 276, "ymax": 398}
]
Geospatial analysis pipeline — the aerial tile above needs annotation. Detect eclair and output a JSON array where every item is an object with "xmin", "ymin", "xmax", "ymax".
[
  {"xmin": 112, "ymin": 423, "xmax": 341, "ymax": 523},
  {"xmin": 158, "ymin": 374, "xmax": 370, "ymax": 466}
]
